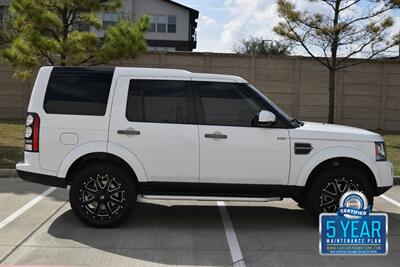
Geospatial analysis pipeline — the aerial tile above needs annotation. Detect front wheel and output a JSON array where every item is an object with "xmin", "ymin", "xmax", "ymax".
[
  {"xmin": 306, "ymin": 167, "xmax": 374, "ymax": 219},
  {"xmin": 69, "ymin": 163, "xmax": 136, "ymax": 227}
]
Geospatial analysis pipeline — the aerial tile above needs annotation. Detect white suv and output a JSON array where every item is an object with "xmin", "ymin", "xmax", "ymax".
[{"xmin": 17, "ymin": 66, "xmax": 393, "ymax": 227}]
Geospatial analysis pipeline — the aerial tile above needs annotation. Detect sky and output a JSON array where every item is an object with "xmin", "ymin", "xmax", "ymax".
[{"xmin": 174, "ymin": 0, "xmax": 400, "ymax": 56}]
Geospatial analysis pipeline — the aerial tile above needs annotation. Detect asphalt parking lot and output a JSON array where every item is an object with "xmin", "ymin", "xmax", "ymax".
[{"xmin": 0, "ymin": 177, "xmax": 399, "ymax": 267}]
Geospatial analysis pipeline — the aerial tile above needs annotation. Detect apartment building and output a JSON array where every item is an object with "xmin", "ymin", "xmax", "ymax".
[{"xmin": 0, "ymin": 0, "xmax": 199, "ymax": 51}]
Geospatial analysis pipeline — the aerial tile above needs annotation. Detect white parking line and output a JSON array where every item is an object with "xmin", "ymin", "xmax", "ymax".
[
  {"xmin": 380, "ymin": 194, "xmax": 400, "ymax": 208},
  {"xmin": 217, "ymin": 201, "xmax": 246, "ymax": 267},
  {"xmin": 0, "ymin": 187, "xmax": 56, "ymax": 229}
]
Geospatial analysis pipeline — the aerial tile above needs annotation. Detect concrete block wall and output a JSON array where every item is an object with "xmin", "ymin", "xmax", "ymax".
[{"xmin": 0, "ymin": 52, "xmax": 399, "ymax": 131}]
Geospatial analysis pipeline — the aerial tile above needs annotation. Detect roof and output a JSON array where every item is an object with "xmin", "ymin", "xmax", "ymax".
[
  {"xmin": 0, "ymin": 0, "xmax": 200, "ymax": 16},
  {"xmin": 0, "ymin": 0, "xmax": 10, "ymax": 6},
  {"xmin": 114, "ymin": 67, "xmax": 247, "ymax": 83},
  {"xmin": 161, "ymin": 0, "xmax": 199, "ymax": 18},
  {"xmin": 40, "ymin": 66, "xmax": 246, "ymax": 83}
]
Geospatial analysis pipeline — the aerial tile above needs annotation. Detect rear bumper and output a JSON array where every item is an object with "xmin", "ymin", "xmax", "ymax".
[{"xmin": 17, "ymin": 170, "xmax": 67, "ymax": 188}]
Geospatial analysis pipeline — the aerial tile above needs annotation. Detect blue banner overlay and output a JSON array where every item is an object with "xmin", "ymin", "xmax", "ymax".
[{"xmin": 320, "ymin": 213, "xmax": 388, "ymax": 255}]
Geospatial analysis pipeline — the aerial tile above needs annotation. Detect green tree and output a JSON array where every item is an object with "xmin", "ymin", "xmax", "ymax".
[
  {"xmin": 274, "ymin": 0, "xmax": 400, "ymax": 124},
  {"xmin": 2, "ymin": 0, "xmax": 149, "ymax": 80},
  {"xmin": 234, "ymin": 37, "xmax": 292, "ymax": 56}
]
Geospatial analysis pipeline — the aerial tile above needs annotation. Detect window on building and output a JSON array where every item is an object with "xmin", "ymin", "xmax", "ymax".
[
  {"xmin": 0, "ymin": 6, "xmax": 9, "ymax": 31},
  {"xmin": 156, "ymin": 15, "xmax": 166, "ymax": 32},
  {"xmin": 148, "ymin": 14, "xmax": 156, "ymax": 32},
  {"xmin": 168, "ymin": 15, "xmax": 176, "ymax": 33},
  {"xmin": 0, "ymin": 8, "xmax": 3, "ymax": 30},
  {"xmin": 103, "ymin": 12, "xmax": 119, "ymax": 29},
  {"xmin": 148, "ymin": 46, "xmax": 176, "ymax": 52},
  {"xmin": 75, "ymin": 22, "xmax": 90, "ymax": 32}
]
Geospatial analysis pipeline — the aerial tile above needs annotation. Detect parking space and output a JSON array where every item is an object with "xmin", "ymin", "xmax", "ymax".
[
  {"xmin": 0, "ymin": 178, "xmax": 399, "ymax": 267},
  {"xmin": 227, "ymin": 193, "xmax": 400, "ymax": 266}
]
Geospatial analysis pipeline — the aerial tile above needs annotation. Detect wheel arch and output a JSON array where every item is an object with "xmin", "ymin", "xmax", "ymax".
[
  {"xmin": 295, "ymin": 147, "xmax": 379, "ymax": 190},
  {"xmin": 65, "ymin": 152, "xmax": 140, "ymax": 186},
  {"xmin": 304, "ymin": 157, "xmax": 377, "ymax": 193},
  {"xmin": 57, "ymin": 141, "xmax": 148, "ymax": 183}
]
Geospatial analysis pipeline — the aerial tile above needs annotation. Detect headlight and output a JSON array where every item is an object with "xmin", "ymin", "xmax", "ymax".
[{"xmin": 375, "ymin": 142, "xmax": 386, "ymax": 161}]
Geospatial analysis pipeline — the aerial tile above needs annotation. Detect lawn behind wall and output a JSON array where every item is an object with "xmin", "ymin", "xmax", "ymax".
[
  {"xmin": 381, "ymin": 132, "xmax": 400, "ymax": 176},
  {"xmin": 0, "ymin": 122, "xmax": 24, "ymax": 169},
  {"xmin": 0, "ymin": 122, "xmax": 399, "ymax": 176}
]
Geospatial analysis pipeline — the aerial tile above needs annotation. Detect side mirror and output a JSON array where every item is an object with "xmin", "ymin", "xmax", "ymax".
[{"xmin": 258, "ymin": 110, "xmax": 276, "ymax": 124}]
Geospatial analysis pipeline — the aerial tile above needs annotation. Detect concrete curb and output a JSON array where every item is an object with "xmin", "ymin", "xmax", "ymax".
[
  {"xmin": 0, "ymin": 168, "xmax": 399, "ymax": 184},
  {"xmin": 0, "ymin": 168, "xmax": 18, "ymax": 178}
]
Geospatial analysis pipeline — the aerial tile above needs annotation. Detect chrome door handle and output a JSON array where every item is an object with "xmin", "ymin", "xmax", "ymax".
[
  {"xmin": 205, "ymin": 133, "xmax": 227, "ymax": 139},
  {"xmin": 117, "ymin": 129, "xmax": 141, "ymax": 135}
]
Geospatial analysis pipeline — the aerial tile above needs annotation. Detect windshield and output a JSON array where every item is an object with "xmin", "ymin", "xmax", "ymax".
[{"xmin": 245, "ymin": 83, "xmax": 301, "ymax": 127}]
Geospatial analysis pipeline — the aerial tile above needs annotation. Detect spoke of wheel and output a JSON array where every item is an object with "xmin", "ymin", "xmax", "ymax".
[
  {"xmin": 85, "ymin": 184, "xmax": 97, "ymax": 193},
  {"xmin": 109, "ymin": 197, "xmax": 123, "ymax": 205},
  {"xmin": 105, "ymin": 203, "xmax": 113, "ymax": 216},
  {"xmin": 340, "ymin": 179, "xmax": 350, "ymax": 193},
  {"xmin": 95, "ymin": 177, "xmax": 105, "ymax": 190},
  {"xmin": 332, "ymin": 180, "xmax": 340, "ymax": 195},
  {"xmin": 82, "ymin": 197, "xmax": 96, "ymax": 204},
  {"xmin": 322, "ymin": 189, "xmax": 337, "ymax": 198},
  {"xmin": 93, "ymin": 203, "xmax": 101, "ymax": 216},
  {"xmin": 349, "ymin": 184, "xmax": 359, "ymax": 191},
  {"xmin": 321, "ymin": 199, "xmax": 335, "ymax": 208},
  {"xmin": 106, "ymin": 178, "xmax": 114, "ymax": 192},
  {"xmin": 323, "ymin": 206, "xmax": 332, "ymax": 213},
  {"xmin": 109, "ymin": 188, "xmax": 123, "ymax": 195}
]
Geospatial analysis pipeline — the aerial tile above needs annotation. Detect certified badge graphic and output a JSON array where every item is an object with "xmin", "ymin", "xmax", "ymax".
[
  {"xmin": 320, "ymin": 190, "xmax": 388, "ymax": 255},
  {"xmin": 338, "ymin": 191, "xmax": 369, "ymax": 219}
]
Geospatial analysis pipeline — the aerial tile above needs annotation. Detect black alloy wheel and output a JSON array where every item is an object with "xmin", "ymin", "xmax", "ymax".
[
  {"xmin": 319, "ymin": 177, "xmax": 360, "ymax": 213},
  {"xmin": 306, "ymin": 167, "xmax": 373, "ymax": 220},
  {"xmin": 70, "ymin": 163, "xmax": 136, "ymax": 227},
  {"xmin": 79, "ymin": 174, "xmax": 126, "ymax": 220}
]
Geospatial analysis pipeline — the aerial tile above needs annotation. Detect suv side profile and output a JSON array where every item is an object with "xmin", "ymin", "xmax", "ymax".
[{"xmin": 17, "ymin": 67, "xmax": 393, "ymax": 227}]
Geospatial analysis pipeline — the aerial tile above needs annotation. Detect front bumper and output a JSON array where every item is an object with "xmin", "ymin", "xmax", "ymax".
[
  {"xmin": 374, "ymin": 160, "xmax": 393, "ymax": 196},
  {"xmin": 16, "ymin": 169, "xmax": 67, "ymax": 188},
  {"xmin": 376, "ymin": 160, "xmax": 394, "ymax": 187}
]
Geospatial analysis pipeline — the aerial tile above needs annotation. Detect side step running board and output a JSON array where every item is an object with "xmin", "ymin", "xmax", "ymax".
[{"xmin": 140, "ymin": 195, "xmax": 282, "ymax": 202}]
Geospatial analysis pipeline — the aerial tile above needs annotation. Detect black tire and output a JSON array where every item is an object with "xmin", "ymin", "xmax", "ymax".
[
  {"xmin": 292, "ymin": 195, "xmax": 306, "ymax": 209},
  {"xmin": 306, "ymin": 167, "xmax": 374, "ymax": 219},
  {"xmin": 69, "ymin": 163, "xmax": 136, "ymax": 227}
]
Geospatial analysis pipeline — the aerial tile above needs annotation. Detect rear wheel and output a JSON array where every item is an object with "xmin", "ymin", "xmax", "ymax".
[
  {"xmin": 306, "ymin": 167, "xmax": 374, "ymax": 219},
  {"xmin": 69, "ymin": 163, "xmax": 136, "ymax": 227}
]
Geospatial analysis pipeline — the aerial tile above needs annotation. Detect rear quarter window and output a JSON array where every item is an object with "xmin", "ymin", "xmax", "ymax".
[{"xmin": 43, "ymin": 67, "xmax": 114, "ymax": 116}]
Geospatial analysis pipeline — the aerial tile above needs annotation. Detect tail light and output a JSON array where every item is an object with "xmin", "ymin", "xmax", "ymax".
[{"xmin": 25, "ymin": 113, "xmax": 40, "ymax": 152}]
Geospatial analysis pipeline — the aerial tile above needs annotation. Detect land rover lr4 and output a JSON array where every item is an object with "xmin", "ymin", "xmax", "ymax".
[{"xmin": 16, "ymin": 67, "xmax": 393, "ymax": 227}]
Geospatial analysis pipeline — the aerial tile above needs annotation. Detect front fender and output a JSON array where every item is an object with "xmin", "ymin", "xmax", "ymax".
[{"xmin": 294, "ymin": 146, "xmax": 379, "ymax": 187}]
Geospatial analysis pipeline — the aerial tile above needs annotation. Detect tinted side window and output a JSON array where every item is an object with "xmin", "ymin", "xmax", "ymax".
[
  {"xmin": 198, "ymin": 82, "xmax": 265, "ymax": 127},
  {"xmin": 126, "ymin": 80, "xmax": 193, "ymax": 124},
  {"xmin": 43, "ymin": 68, "xmax": 114, "ymax": 116}
]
